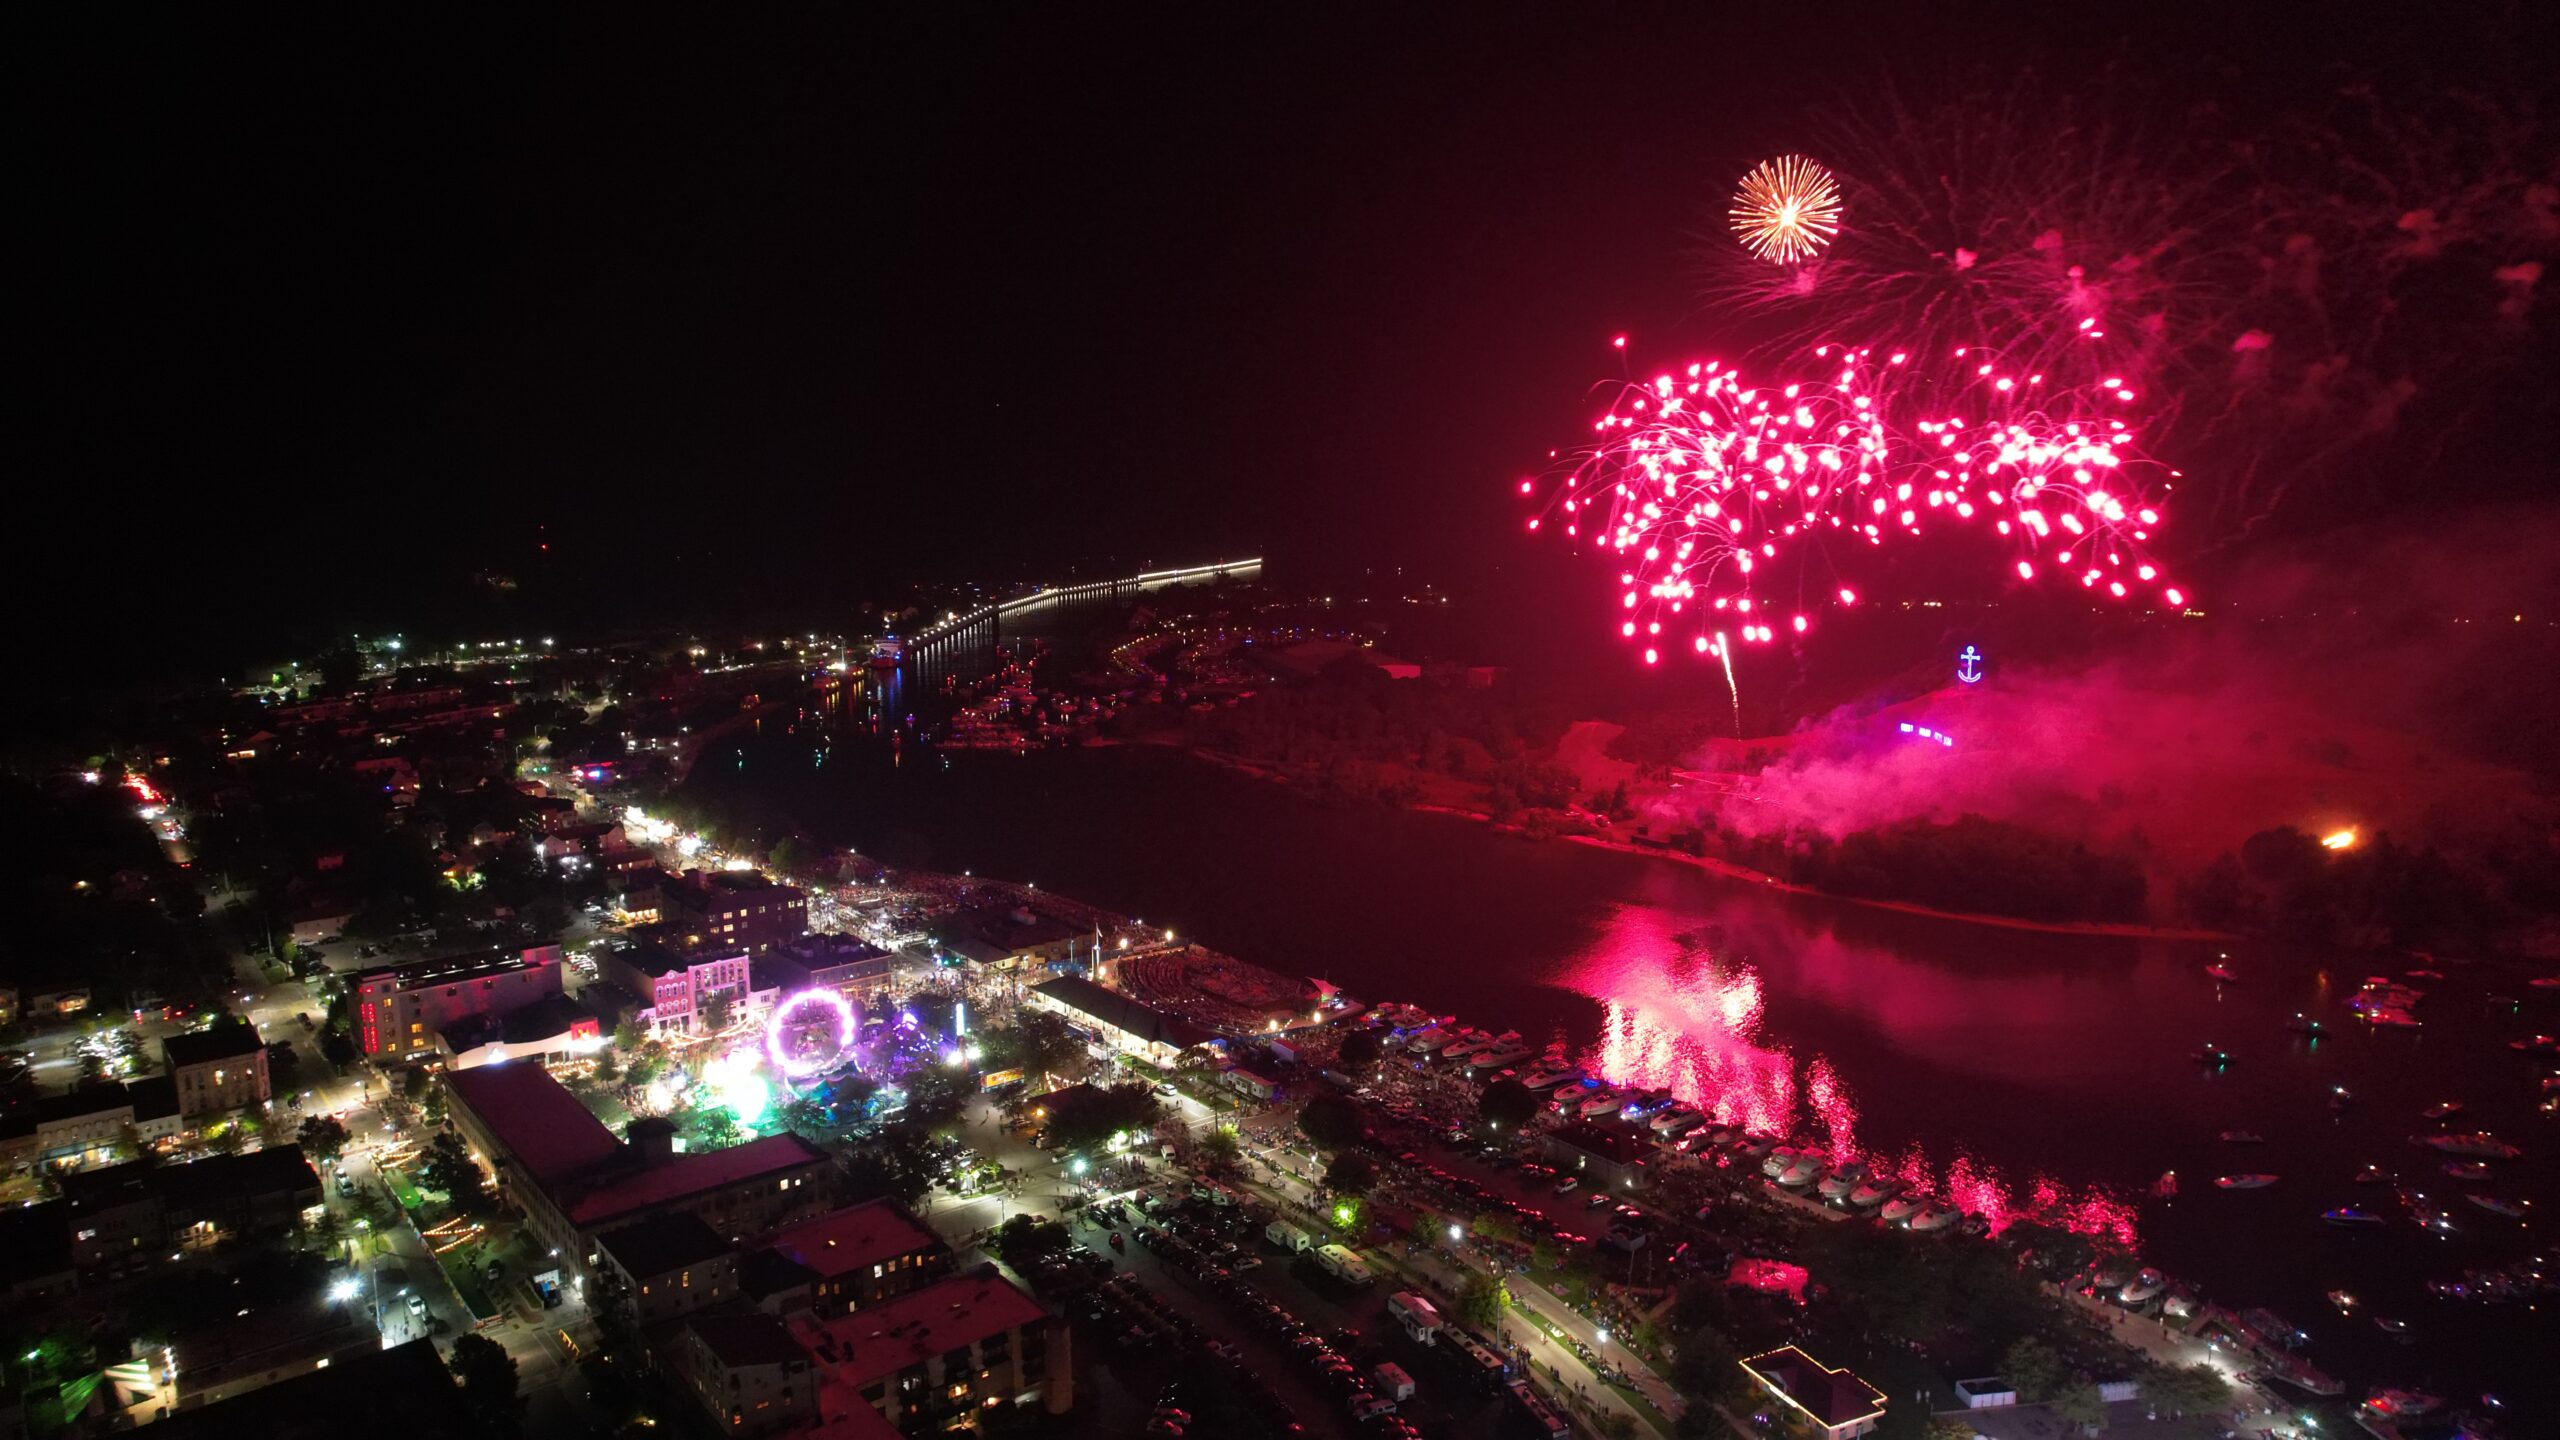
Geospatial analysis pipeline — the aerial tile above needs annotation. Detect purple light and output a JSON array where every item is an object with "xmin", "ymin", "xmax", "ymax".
[{"xmin": 766, "ymin": 989, "xmax": 858, "ymax": 1078}]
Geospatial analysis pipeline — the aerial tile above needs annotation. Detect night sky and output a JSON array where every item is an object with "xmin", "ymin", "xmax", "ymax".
[{"xmin": 18, "ymin": 3, "xmax": 2547, "ymax": 679}]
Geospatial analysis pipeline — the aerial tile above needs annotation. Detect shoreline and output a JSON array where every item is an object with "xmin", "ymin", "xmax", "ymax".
[{"xmin": 1157, "ymin": 740, "xmax": 2235, "ymax": 943}]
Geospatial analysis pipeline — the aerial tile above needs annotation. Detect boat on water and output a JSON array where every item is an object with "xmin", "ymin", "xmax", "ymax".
[
  {"xmin": 2420, "ymin": 1100, "xmax": 2464, "ymax": 1121},
  {"xmin": 1878, "ymin": 1195, "xmax": 1925, "ymax": 1223},
  {"xmin": 1816, "ymin": 1161, "xmax": 1866, "ymax": 1200},
  {"xmin": 2219, "ymin": 1130, "xmax": 2265, "ymax": 1144},
  {"xmin": 2405, "ymin": 968, "xmax": 2444, "ymax": 980},
  {"xmin": 2284, "ymin": 1013, "xmax": 2326, "ymax": 1036},
  {"xmin": 2354, "ymin": 1165, "xmax": 2390, "ymax": 1184},
  {"xmin": 2324, "ymin": 1207, "xmax": 2389, "ymax": 1227},
  {"xmin": 1468, "ymin": 1045, "xmax": 1533, "ymax": 1071},
  {"xmin": 2507, "ymin": 1034, "xmax": 2560, "ymax": 1056},
  {"xmin": 867, "ymin": 636, "xmax": 904, "ymax": 668},
  {"xmin": 2193, "ymin": 1044, "xmax": 2233, "ymax": 1067},
  {"xmin": 2441, "ymin": 1161, "xmax": 2492, "ymax": 1180},
  {"xmin": 2205, "ymin": 962, "xmax": 2238, "ymax": 982},
  {"xmin": 2216, "ymin": 1174, "xmax": 2279, "ymax": 1190},
  {"xmin": 2327, "ymin": 1289, "xmax": 2359, "ymax": 1311},
  {"xmin": 2528, "ymin": 975, "xmax": 2560, "ymax": 988},
  {"xmin": 1778, "ymin": 1156, "xmax": 1824, "ymax": 1188},
  {"xmin": 2153, "ymin": 1170, "xmax": 2180, "ymax": 1199},
  {"xmin": 1520, "ymin": 1063, "xmax": 1581, "ymax": 1090},
  {"xmin": 1737, "ymin": 1133, "xmax": 1778, "ymax": 1158},
  {"xmin": 2464, "ymin": 1195, "xmax": 2527, "ymax": 1219},
  {"xmin": 2362, "ymin": 1390, "xmax": 2443, "ymax": 1420},
  {"xmin": 1909, "ymin": 1203, "xmax": 1963, "ymax": 1233},
  {"xmin": 2419, "ymin": 1132, "xmax": 2523, "ymax": 1159},
  {"xmin": 1550, "ymin": 1078, "xmax": 1602, "ymax": 1102},
  {"xmin": 2119, "ymin": 1269, "xmax": 2166, "ymax": 1304},
  {"xmin": 1576, "ymin": 1091, "xmax": 1627, "ymax": 1118},
  {"xmin": 1848, "ymin": 1179, "xmax": 1895, "ymax": 1208},
  {"xmin": 1651, "ymin": 1108, "xmax": 1707, "ymax": 1136},
  {"xmin": 2329, "ymin": 1086, "xmax": 2355, "ymax": 1112},
  {"xmin": 2375, "ymin": 1316, "xmax": 2412, "ymax": 1336},
  {"xmin": 1762, "ymin": 1147, "xmax": 1802, "ymax": 1179},
  {"xmin": 2364, "ymin": 1006, "xmax": 2423, "ymax": 1028}
]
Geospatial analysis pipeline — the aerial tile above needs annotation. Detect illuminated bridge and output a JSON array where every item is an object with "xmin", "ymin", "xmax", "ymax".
[{"xmin": 899, "ymin": 557, "xmax": 1263, "ymax": 658}]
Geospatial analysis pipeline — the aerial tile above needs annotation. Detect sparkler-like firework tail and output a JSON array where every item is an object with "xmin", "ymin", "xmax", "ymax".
[
  {"xmin": 1527, "ymin": 339, "xmax": 2188, "ymax": 665},
  {"xmin": 1730, "ymin": 155, "xmax": 1844, "ymax": 265}
]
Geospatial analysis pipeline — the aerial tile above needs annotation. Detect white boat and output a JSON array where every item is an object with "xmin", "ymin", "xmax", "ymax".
[
  {"xmin": 1577, "ymin": 1091, "xmax": 1626, "ymax": 1118},
  {"xmin": 1816, "ymin": 1160, "xmax": 1866, "ymax": 1200},
  {"xmin": 2419, "ymin": 1132, "xmax": 2521, "ymax": 1159},
  {"xmin": 1736, "ymin": 1133, "xmax": 1778, "ymax": 1158},
  {"xmin": 2119, "ymin": 1269, "xmax": 2166, "ymax": 1305},
  {"xmin": 1879, "ymin": 1195, "xmax": 1925, "ymax": 1223},
  {"xmin": 2215, "ymin": 1174, "xmax": 2279, "ymax": 1190},
  {"xmin": 1762, "ymin": 1146, "xmax": 1801, "ymax": 1179},
  {"xmin": 1551, "ymin": 1079, "xmax": 1601, "ymax": 1103},
  {"xmin": 2464, "ymin": 1195, "xmax": 2527, "ymax": 1219},
  {"xmin": 1469, "ymin": 1046, "xmax": 1533, "ymax": 1070},
  {"xmin": 1408, "ymin": 1026, "xmax": 1454, "ymax": 1053},
  {"xmin": 1521, "ymin": 1064, "xmax": 1581, "ymax": 1090},
  {"xmin": 1910, "ymin": 1203, "xmax": 1962, "ymax": 1232},
  {"xmin": 1778, "ymin": 1156, "xmax": 1824, "ymax": 1187},
  {"xmin": 1650, "ymin": 1108, "xmax": 1706, "ymax": 1135}
]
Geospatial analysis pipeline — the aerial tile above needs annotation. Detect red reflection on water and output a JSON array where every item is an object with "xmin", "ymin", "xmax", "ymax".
[{"xmin": 1572, "ymin": 934, "xmax": 2136, "ymax": 1243}]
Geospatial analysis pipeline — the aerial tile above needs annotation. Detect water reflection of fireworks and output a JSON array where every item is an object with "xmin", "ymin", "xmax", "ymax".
[{"xmin": 1573, "ymin": 933, "xmax": 2135, "ymax": 1244}]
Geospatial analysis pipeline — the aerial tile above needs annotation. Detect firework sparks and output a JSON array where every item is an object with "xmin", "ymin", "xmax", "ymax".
[
  {"xmin": 1527, "ymin": 340, "xmax": 2187, "ymax": 662},
  {"xmin": 1730, "ymin": 155, "xmax": 1844, "ymax": 265}
]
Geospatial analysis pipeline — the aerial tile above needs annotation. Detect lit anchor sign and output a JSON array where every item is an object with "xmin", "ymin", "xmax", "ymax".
[{"xmin": 1956, "ymin": 645, "xmax": 1985, "ymax": 684}]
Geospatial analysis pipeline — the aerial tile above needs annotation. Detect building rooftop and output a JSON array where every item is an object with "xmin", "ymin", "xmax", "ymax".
[
  {"xmin": 353, "ymin": 945, "xmax": 556, "ymax": 991},
  {"xmin": 598, "ymin": 1211, "xmax": 734, "ymax": 1279},
  {"xmin": 126, "ymin": 1074, "xmax": 179, "ymax": 1123},
  {"xmin": 688, "ymin": 1310, "xmax": 810, "ymax": 1369},
  {"xmin": 1741, "ymin": 1346, "xmax": 1888, "ymax": 1429},
  {"xmin": 162, "ymin": 1023, "xmax": 266, "ymax": 1069},
  {"xmin": 799, "ymin": 1267, "xmax": 1048, "ymax": 1385},
  {"xmin": 1029, "ymin": 975, "xmax": 1214, "ymax": 1051},
  {"xmin": 446, "ymin": 1062, "xmax": 626, "ymax": 1185},
  {"xmin": 740, "ymin": 1245, "xmax": 822, "ymax": 1302},
  {"xmin": 1550, "ymin": 1118, "xmax": 1659, "ymax": 1166},
  {"xmin": 677, "ymin": 869, "xmax": 806, "ymax": 902},
  {"xmin": 565, "ymin": 1133, "xmax": 828, "ymax": 1229},
  {"xmin": 768, "ymin": 1200, "xmax": 942, "ymax": 1280},
  {"xmin": 441, "ymin": 991, "xmax": 600, "ymax": 1051},
  {"xmin": 150, "ymin": 1338, "xmax": 469, "ymax": 1440}
]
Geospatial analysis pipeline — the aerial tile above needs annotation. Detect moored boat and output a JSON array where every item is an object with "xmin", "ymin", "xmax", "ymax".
[
  {"xmin": 2206, "ymin": 962, "xmax": 2238, "ymax": 982},
  {"xmin": 2418, "ymin": 1132, "xmax": 2522, "ymax": 1159},
  {"xmin": 2354, "ymin": 1165, "xmax": 2390, "ymax": 1184},
  {"xmin": 1879, "ymin": 1194, "xmax": 1925, "ymax": 1223},
  {"xmin": 2216, "ymin": 1174, "xmax": 2279, "ymax": 1190},
  {"xmin": 2284, "ymin": 1013, "xmax": 2326, "ymax": 1036},
  {"xmin": 2324, "ymin": 1207, "xmax": 2388, "ymax": 1227},
  {"xmin": 1816, "ymin": 1160, "xmax": 1865, "ymax": 1200},
  {"xmin": 1521, "ymin": 1063, "xmax": 1581, "ymax": 1090},
  {"xmin": 1848, "ymin": 1179, "xmax": 1894, "ymax": 1208},
  {"xmin": 2119, "ymin": 1269, "xmax": 2165, "ymax": 1304},
  {"xmin": 2441, "ymin": 1161, "xmax": 2491, "ymax": 1181},
  {"xmin": 2327, "ymin": 1289, "xmax": 2358, "ymax": 1311},
  {"xmin": 2420, "ymin": 1100, "xmax": 2463, "ymax": 1121},
  {"xmin": 2464, "ymin": 1194, "xmax": 2527, "ymax": 1219},
  {"xmin": 1910, "ymin": 1203, "xmax": 1962, "ymax": 1232}
]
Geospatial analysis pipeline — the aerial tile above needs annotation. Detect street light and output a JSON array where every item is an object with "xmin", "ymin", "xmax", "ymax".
[{"xmin": 1596, "ymin": 1328, "xmax": 1611, "ymax": 1345}]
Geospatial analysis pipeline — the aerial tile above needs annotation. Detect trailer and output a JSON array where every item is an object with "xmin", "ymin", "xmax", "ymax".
[
  {"xmin": 1265, "ymin": 1220, "xmax": 1314, "ymax": 1253},
  {"xmin": 1385, "ymin": 1291, "xmax": 1444, "ymax": 1345},
  {"xmin": 1313, "ymin": 1243, "xmax": 1375, "ymax": 1286}
]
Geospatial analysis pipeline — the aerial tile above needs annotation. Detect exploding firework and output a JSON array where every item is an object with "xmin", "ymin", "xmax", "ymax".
[
  {"xmin": 1526, "ymin": 341, "xmax": 2187, "ymax": 664},
  {"xmin": 1729, "ymin": 155, "xmax": 1844, "ymax": 265},
  {"xmin": 1524, "ymin": 345, "xmax": 1894, "ymax": 666}
]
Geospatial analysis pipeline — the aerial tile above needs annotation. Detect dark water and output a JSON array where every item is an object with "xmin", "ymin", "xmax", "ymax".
[{"xmin": 699, "ymin": 686, "xmax": 2558, "ymax": 1421}]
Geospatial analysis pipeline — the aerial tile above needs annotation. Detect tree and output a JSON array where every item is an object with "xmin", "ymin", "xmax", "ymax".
[
  {"xmin": 987, "ymin": 1011, "xmax": 1081, "ymax": 1083},
  {"xmin": 2002, "ymin": 1338, "xmax": 2065, "ymax": 1404},
  {"xmin": 1337, "ymin": 1029, "xmax": 1383, "ymax": 1071},
  {"xmin": 1196, "ymin": 1125, "xmax": 1242, "ymax": 1176},
  {"xmin": 1298, "ymin": 1093, "xmax": 1365, "ymax": 1151},
  {"xmin": 592, "ymin": 1048, "xmax": 620, "ymax": 1084},
  {"xmin": 267, "ymin": 1042, "xmax": 301, "ymax": 1092},
  {"xmin": 697, "ymin": 989, "xmax": 736, "ymax": 1035},
  {"xmin": 297, "ymin": 1113, "xmax": 350, "ymax": 1164},
  {"xmin": 447, "ymin": 1331, "xmax": 522, "ymax": 1433},
  {"xmin": 401, "ymin": 1067, "xmax": 429, "ymax": 1101},
  {"xmin": 612, "ymin": 1017, "xmax": 646, "ymax": 1052},
  {"xmin": 776, "ymin": 1095, "xmax": 830, "ymax": 1141},
  {"xmin": 1042, "ymin": 1083, "xmax": 1160, "ymax": 1154},
  {"xmin": 681, "ymin": 1105, "xmax": 742, "ymax": 1152},
  {"xmin": 2050, "ymin": 1380, "xmax": 2107, "ymax": 1432},
  {"xmin": 2142, "ymin": 1362, "xmax": 2229, "ymax": 1416},
  {"xmin": 1477, "ymin": 1077, "xmax": 1542, "ymax": 1130},
  {"xmin": 1324, "ymin": 1151, "xmax": 1380, "ymax": 1197},
  {"xmin": 1457, "ymin": 1271, "xmax": 1511, "ymax": 1332},
  {"xmin": 420, "ymin": 1131, "xmax": 492, "ymax": 1214},
  {"xmin": 840, "ymin": 1126, "xmax": 937, "ymax": 1207}
]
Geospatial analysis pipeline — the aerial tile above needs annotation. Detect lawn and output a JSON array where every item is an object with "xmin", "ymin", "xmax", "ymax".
[
  {"xmin": 382, "ymin": 1165, "xmax": 427, "ymax": 1214},
  {"xmin": 438, "ymin": 1249, "xmax": 500, "ymax": 1320}
]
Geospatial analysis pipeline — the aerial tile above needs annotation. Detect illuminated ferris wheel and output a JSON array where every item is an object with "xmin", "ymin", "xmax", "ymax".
[{"xmin": 765, "ymin": 989, "xmax": 858, "ymax": 1079}]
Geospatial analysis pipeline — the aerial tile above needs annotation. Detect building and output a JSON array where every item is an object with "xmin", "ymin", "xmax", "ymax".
[
  {"xmin": 1024, "ymin": 975, "xmax": 1215, "ymax": 1066},
  {"xmin": 444, "ymin": 1063, "xmax": 830, "ymax": 1263},
  {"xmin": 940, "ymin": 905, "xmax": 1087, "ymax": 972},
  {"xmin": 798, "ymin": 1267, "xmax": 1071, "ymax": 1431},
  {"xmin": 765, "ymin": 933, "xmax": 897, "ymax": 1004},
  {"xmin": 162, "ymin": 1024, "xmax": 270, "ymax": 1118},
  {"xmin": 60, "ymin": 1145, "xmax": 323, "ymax": 1276},
  {"xmin": 675, "ymin": 1312, "xmax": 820, "ymax": 1437},
  {"xmin": 151, "ymin": 1338, "xmax": 471, "ymax": 1439},
  {"xmin": 1542, "ymin": 1119, "xmax": 1655, "ymax": 1193},
  {"xmin": 352, "ymin": 945, "xmax": 566, "ymax": 1060},
  {"xmin": 603, "ymin": 940, "xmax": 751, "ymax": 1037},
  {"xmin": 764, "ymin": 1200, "xmax": 952, "ymax": 1316},
  {"xmin": 1740, "ymin": 1347, "xmax": 1888, "ymax": 1440},
  {"xmin": 658, "ymin": 869, "xmax": 808, "ymax": 956},
  {"xmin": 597, "ymin": 1211, "xmax": 743, "ymax": 1326},
  {"xmin": 440, "ymin": 991, "xmax": 606, "ymax": 1072}
]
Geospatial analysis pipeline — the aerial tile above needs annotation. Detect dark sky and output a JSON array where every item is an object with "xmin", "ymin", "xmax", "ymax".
[{"xmin": 16, "ymin": 3, "xmax": 2539, "ymax": 679}]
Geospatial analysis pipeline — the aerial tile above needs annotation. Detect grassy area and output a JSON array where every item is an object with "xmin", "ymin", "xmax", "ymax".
[
  {"xmin": 382, "ymin": 1166, "xmax": 426, "ymax": 1214},
  {"xmin": 438, "ymin": 1250, "xmax": 499, "ymax": 1320}
]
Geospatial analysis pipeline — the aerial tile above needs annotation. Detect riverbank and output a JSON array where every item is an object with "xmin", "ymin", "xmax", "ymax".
[{"xmin": 1162, "ymin": 740, "xmax": 2235, "ymax": 943}]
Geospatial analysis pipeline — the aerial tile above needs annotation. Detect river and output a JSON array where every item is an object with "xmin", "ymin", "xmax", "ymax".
[{"xmin": 693, "ymin": 676, "xmax": 2557, "ymax": 1422}]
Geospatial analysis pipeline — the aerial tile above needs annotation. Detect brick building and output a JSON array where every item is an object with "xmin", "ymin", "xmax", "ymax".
[
  {"xmin": 162, "ymin": 1025, "xmax": 270, "ymax": 1118},
  {"xmin": 352, "ymin": 946, "xmax": 566, "ymax": 1060}
]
